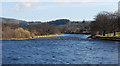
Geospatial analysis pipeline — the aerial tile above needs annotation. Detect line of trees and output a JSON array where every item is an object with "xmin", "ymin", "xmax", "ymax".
[
  {"xmin": 2, "ymin": 18, "xmax": 91, "ymax": 39},
  {"xmin": 58, "ymin": 22, "xmax": 90, "ymax": 34},
  {"xmin": 90, "ymin": 11, "xmax": 119, "ymax": 36},
  {"xmin": 27, "ymin": 23, "xmax": 60, "ymax": 35},
  {"xmin": 2, "ymin": 26, "xmax": 31, "ymax": 39},
  {"xmin": 2, "ymin": 22, "xmax": 61, "ymax": 39}
]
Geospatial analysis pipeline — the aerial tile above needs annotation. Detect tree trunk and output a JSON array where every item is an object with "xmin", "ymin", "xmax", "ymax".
[
  {"xmin": 103, "ymin": 31, "xmax": 105, "ymax": 36},
  {"xmin": 114, "ymin": 31, "xmax": 116, "ymax": 36}
]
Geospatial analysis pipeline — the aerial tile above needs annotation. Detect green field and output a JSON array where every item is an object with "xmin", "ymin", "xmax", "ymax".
[{"xmin": 96, "ymin": 32, "xmax": 120, "ymax": 38}]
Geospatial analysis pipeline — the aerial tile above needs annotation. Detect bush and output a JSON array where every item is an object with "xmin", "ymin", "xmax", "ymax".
[
  {"xmin": 14, "ymin": 28, "xmax": 31, "ymax": 38},
  {"xmin": 2, "ymin": 26, "xmax": 15, "ymax": 38}
]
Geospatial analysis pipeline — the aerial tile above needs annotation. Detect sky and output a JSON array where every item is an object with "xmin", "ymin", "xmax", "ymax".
[{"xmin": 0, "ymin": 0, "xmax": 119, "ymax": 22}]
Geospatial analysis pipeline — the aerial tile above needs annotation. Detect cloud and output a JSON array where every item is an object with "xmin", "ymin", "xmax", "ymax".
[
  {"xmin": 2, "ymin": 0, "xmax": 94, "ymax": 2},
  {"xmin": 10, "ymin": 0, "xmax": 94, "ymax": 11},
  {"xmin": 13, "ymin": 4, "xmax": 20, "ymax": 11},
  {"xmin": 12, "ymin": 2, "xmax": 32, "ymax": 11},
  {"xmin": 10, "ymin": 0, "xmax": 118, "ymax": 11},
  {"xmin": 12, "ymin": 2, "xmax": 88, "ymax": 11},
  {"xmin": 45, "ymin": 0, "xmax": 94, "ymax": 2},
  {"xmin": 2, "ymin": 0, "xmax": 119, "ymax": 2}
]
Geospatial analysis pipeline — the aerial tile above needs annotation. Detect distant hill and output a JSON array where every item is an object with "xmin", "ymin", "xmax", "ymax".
[
  {"xmin": 0, "ymin": 17, "xmax": 27, "ymax": 24},
  {"xmin": 48, "ymin": 19, "xmax": 70, "ymax": 25},
  {"xmin": 0, "ymin": 17, "xmax": 92, "ymax": 26}
]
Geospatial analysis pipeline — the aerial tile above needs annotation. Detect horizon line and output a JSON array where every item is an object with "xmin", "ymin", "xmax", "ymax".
[{"xmin": 0, "ymin": 16, "xmax": 94, "ymax": 22}]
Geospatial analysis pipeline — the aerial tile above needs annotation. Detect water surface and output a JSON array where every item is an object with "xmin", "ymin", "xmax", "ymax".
[{"xmin": 2, "ymin": 34, "xmax": 119, "ymax": 64}]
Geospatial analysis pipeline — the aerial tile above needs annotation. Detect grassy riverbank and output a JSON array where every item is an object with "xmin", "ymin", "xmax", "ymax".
[
  {"xmin": 88, "ymin": 32, "xmax": 120, "ymax": 41},
  {"xmin": 2, "ymin": 34, "xmax": 64, "ymax": 40}
]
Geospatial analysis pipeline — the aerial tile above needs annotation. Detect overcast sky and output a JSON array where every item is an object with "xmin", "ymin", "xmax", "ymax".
[{"xmin": 1, "ymin": 0, "xmax": 119, "ymax": 22}]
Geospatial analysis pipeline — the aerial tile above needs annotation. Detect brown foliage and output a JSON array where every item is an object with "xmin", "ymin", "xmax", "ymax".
[
  {"xmin": 14, "ymin": 28, "xmax": 31, "ymax": 38},
  {"xmin": 2, "ymin": 26, "xmax": 15, "ymax": 38},
  {"xmin": 2, "ymin": 25, "xmax": 31, "ymax": 39},
  {"xmin": 90, "ymin": 11, "xmax": 118, "ymax": 35}
]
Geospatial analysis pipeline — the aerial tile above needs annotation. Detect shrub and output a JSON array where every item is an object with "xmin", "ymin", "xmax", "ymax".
[{"xmin": 14, "ymin": 28, "xmax": 31, "ymax": 38}]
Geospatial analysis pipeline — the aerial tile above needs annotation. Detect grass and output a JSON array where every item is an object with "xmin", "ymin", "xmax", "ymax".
[
  {"xmin": 94, "ymin": 32, "xmax": 120, "ymax": 41},
  {"xmin": 2, "ymin": 34, "xmax": 64, "ymax": 40},
  {"xmin": 2, "ymin": 38, "xmax": 30, "ymax": 40},
  {"xmin": 96, "ymin": 32, "xmax": 120, "ymax": 38},
  {"xmin": 32, "ymin": 34, "xmax": 64, "ymax": 38}
]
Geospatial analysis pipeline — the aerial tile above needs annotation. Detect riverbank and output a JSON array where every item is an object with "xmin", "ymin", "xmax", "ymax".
[
  {"xmin": 2, "ymin": 34, "xmax": 64, "ymax": 40},
  {"xmin": 88, "ymin": 35, "xmax": 120, "ymax": 41},
  {"xmin": 88, "ymin": 32, "xmax": 120, "ymax": 41}
]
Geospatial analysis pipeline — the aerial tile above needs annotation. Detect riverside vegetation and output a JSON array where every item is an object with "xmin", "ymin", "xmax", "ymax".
[
  {"xmin": 1, "ymin": 11, "xmax": 120, "ymax": 41},
  {"xmin": 1, "ymin": 19, "xmax": 90, "ymax": 40},
  {"xmin": 2, "ymin": 23, "xmax": 64, "ymax": 40},
  {"xmin": 89, "ymin": 11, "xmax": 120, "ymax": 41}
]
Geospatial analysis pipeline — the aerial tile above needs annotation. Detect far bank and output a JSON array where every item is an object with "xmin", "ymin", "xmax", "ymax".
[
  {"xmin": 88, "ymin": 32, "xmax": 120, "ymax": 41},
  {"xmin": 2, "ymin": 34, "xmax": 64, "ymax": 40}
]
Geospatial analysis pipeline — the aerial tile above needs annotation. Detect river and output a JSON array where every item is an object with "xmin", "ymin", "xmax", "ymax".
[{"xmin": 2, "ymin": 34, "xmax": 119, "ymax": 64}]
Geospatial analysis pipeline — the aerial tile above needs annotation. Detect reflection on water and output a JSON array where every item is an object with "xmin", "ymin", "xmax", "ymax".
[{"xmin": 2, "ymin": 34, "xmax": 119, "ymax": 64}]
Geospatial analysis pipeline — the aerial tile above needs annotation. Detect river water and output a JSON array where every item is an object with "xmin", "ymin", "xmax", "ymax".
[{"xmin": 2, "ymin": 34, "xmax": 119, "ymax": 64}]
